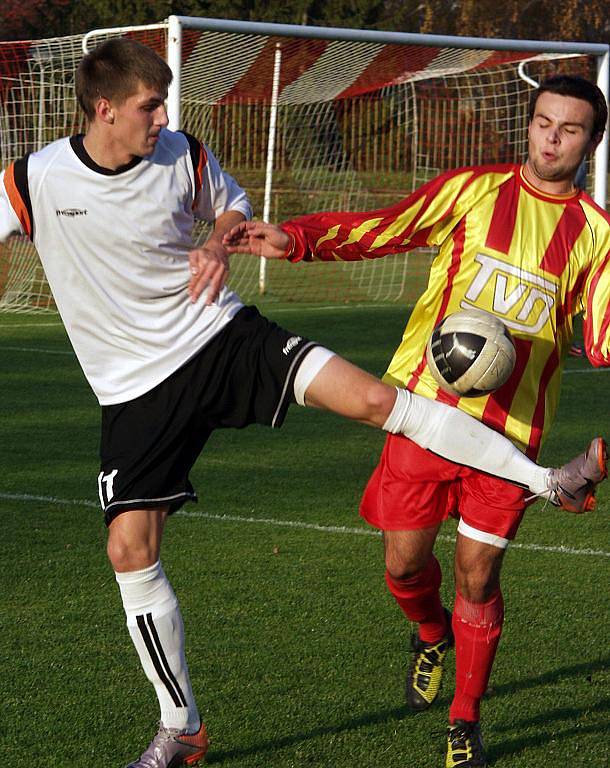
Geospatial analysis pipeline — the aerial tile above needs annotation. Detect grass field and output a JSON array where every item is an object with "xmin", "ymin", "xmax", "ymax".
[{"xmin": 1, "ymin": 304, "xmax": 609, "ymax": 768}]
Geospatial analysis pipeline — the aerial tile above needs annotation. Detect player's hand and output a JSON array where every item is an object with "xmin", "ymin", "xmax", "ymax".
[
  {"xmin": 223, "ymin": 221, "xmax": 290, "ymax": 259},
  {"xmin": 188, "ymin": 240, "xmax": 230, "ymax": 304}
]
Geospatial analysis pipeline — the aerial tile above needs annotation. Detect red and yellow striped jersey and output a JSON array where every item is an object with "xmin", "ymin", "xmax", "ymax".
[{"xmin": 282, "ymin": 164, "xmax": 610, "ymax": 457}]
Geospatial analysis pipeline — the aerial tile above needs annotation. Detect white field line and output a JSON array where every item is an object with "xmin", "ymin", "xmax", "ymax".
[
  {"xmin": 268, "ymin": 303, "xmax": 395, "ymax": 312},
  {"xmin": 0, "ymin": 322, "xmax": 63, "ymax": 328},
  {"xmin": 0, "ymin": 306, "xmax": 394, "ymax": 328},
  {"xmin": 0, "ymin": 342, "xmax": 609, "ymax": 378},
  {"xmin": 562, "ymin": 368, "xmax": 610, "ymax": 375},
  {"xmin": 0, "ymin": 345, "xmax": 73, "ymax": 356},
  {"xmin": 1, "ymin": 491, "xmax": 609, "ymax": 558}
]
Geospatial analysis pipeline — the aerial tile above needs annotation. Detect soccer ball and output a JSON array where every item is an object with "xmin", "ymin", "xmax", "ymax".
[{"xmin": 426, "ymin": 309, "xmax": 516, "ymax": 397}]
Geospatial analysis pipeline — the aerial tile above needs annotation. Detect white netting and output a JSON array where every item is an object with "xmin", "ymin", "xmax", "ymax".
[{"xmin": 0, "ymin": 24, "xmax": 596, "ymax": 311}]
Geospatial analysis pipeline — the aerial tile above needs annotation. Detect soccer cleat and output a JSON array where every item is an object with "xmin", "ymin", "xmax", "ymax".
[
  {"xmin": 446, "ymin": 720, "xmax": 487, "ymax": 767},
  {"xmin": 548, "ymin": 437, "xmax": 608, "ymax": 513},
  {"xmin": 126, "ymin": 721, "xmax": 209, "ymax": 768},
  {"xmin": 406, "ymin": 609, "xmax": 454, "ymax": 711}
]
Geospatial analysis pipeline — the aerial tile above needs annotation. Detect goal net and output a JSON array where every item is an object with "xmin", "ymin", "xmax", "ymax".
[{"xmin": 0, "ymin": 21, "xmax": 604, "ymax": 311}]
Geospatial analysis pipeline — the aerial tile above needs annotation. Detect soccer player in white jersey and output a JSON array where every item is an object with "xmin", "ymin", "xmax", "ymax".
[{"xmin": 0, "ymin": 40, "xmax": 605, "ymax": 768}]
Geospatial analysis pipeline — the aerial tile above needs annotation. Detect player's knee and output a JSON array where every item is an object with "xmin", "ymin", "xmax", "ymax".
[
  {"xmin": 385, "ymin": 551, "xmax": 430, "ymax": 581},
  {"xmin": 106, "ymin": 531, "xmax": 159, "ymax": 572},
  {"xmin": 364, "ymin": 381, "xmax": 396, "ymax": 422},
  {"xmin": 455, "ymin": 563, "xmax": 500, "ymax": 602}
]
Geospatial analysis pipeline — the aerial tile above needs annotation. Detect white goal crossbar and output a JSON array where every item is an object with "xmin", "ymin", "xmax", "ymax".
[{"xmin": 165, "ymin": 16, "xmax": 609, "ymax": 209}]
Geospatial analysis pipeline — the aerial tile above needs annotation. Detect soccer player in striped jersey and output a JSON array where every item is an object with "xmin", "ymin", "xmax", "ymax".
[{"xmin": 224, "ymin": 76, "xmax": 609, "ymax": 768}]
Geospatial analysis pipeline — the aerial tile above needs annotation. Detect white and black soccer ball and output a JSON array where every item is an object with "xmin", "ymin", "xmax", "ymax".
[{"xmin": 426, "ymin": 309, "xmax": 516, "ymax": 398}]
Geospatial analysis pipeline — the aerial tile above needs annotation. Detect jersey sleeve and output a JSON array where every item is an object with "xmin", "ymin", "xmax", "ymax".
[
  {"xmin": 582, "ymin": 246, "xmax": 610, "ymax": 367},
  {"xmin": 0, "ymin": 156, "xmax": 33, "ymax": 242},
  {"xmin": 280, "ymin": 167, "xmax": 498, "ymax": 263},
  {"xmin": 181, "ymin": 133, "xmax": 251, "ymax": 223}
]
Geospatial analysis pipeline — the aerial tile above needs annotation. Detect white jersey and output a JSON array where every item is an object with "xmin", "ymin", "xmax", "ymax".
[{"xmin": 0, "ymin": 129, "xmax": 251, "ymax": 404}]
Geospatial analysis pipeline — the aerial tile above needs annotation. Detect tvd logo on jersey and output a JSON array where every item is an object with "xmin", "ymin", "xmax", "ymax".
[
  {"xmin": 463, "ymin": 253, "xmax": 558, "ymax": 335},
  {"xmin": 56, "ymin": 208, "xmax": 88, "ymax": 217}
]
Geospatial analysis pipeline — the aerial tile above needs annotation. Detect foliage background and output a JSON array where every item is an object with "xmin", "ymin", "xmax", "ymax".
[{"xmin": 1, "ymin": 0, "xmax": 609, "ymax": 43}]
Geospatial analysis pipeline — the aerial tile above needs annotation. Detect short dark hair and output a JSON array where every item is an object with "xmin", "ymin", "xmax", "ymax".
[
  {"xmin": 528, "ymin": 75, "xmax": 608, "ymax": 138},
  {"xmin": 76, "ymin": 37, "xmax": 172, "ymax": 120}
]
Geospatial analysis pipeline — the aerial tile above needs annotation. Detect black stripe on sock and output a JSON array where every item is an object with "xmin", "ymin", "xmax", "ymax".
[
  {"xmin": 136, "ymin": 613, "xmax": 185, "ymax": 708},
  {"xmin": 145, "ymin": 613, "xmax": 188, "ymax": 708}
]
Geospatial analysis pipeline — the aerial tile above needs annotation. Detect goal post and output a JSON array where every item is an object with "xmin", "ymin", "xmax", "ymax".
[
  {"xmin": 0, "ymin": 20, "xmax": 608, "ymax": 311},
  {"xmin": 166, "ymin": 16, "xmax": 609, "ymax": 210}
]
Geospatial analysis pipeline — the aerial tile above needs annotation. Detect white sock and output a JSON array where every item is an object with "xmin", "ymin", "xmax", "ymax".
[
  {"xmin": 383, "ymin": 388, "xmax": 551, "ymax": 495},
  {"xmin": 115, "ymin": 561, "xmax": 200, "ymax": 732}
]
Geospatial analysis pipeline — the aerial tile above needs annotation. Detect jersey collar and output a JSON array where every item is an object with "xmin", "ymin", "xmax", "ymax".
[
  {"xmin": 518, "ymin": 165, "xmax": 581, "ymax": 203},
  {"xmin": 70, "ymin": 134, "xmax": 143, "ymax": 176}
]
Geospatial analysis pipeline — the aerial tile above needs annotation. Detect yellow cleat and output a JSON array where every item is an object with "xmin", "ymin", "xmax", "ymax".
[
  {"xmin": 446, "ymin": 720, "xmax": 487, "ymax": 767},
  {"xmin": 405, "ymin": 609, "xmax": 454, "ymax": 711}
]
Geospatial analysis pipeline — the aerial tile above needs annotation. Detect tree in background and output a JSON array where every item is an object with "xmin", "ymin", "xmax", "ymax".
[
  {"xmin": 1, "ymin": 0, "xmax": 608, "ymax": 43},
  {"xmin": 415, "ymin": 0, "xmax": 609, "ymax": 43},
  {"xmin": 1, "ymin": 0, "xmax": 70, "ymax": 40}
]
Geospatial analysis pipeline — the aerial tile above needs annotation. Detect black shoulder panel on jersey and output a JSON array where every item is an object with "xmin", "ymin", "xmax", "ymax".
[
  {"xmin": 178, "ymin": 131, "xmax": 202, "ymax": 175},
  {"xmin": 13, "ymin": 153, "xmax": 34, "ymax": 241}
]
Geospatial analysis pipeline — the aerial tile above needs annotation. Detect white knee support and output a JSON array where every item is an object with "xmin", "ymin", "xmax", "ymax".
[{"xmin": 293, "ymin": 346, "xmax": 336, "ymax": 406}]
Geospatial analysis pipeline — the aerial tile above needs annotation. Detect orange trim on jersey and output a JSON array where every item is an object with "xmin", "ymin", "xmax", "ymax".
[
  {"xmin": 518, "ymin": 165, "xmax": 580, "ymax": 204},
  {"xmin": 3, "ymin": 162, "xmax": 32, "ymax": 238},
  {"xmin": 526, "ymin": 347, "xmax": 560, "ymax": 459},
  {"xmin": 539, "ymin": 203, "xmax": 586, "ymax": 277},
  {"xmin": 484, "ymin": 174, "xmax": 519, "ymax": 254},
  {"xmin": 194, "ymin": 143, "xmax": 207, "ymax": 198}
]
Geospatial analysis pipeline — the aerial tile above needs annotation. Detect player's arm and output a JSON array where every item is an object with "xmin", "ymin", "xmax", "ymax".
[
  {"xmin": 582, "ymin": 245, "xmax": 610, "ymax": 367},
  {"xmin": 222, "ymin": 220, "xmax": 291, "ymax": 259},
  {"xmin": 224, "ymin": 167, "xmax": 501, "ymax": 263},
  {"xmin": 187, "ymin": 139, "xmax": 252, "ymax": 304},
  {"xmin": 282, "ymin": 167, "xmax": 497, "ymax": 263},
  {"xmin": 188, "ymin": 209, "xmax": 247, "ymax": 304}
]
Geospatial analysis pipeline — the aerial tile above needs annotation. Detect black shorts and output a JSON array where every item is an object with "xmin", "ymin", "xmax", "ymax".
[{"xmin": 98, "ymin": 306, "xmax": 318, "ymax": 525}]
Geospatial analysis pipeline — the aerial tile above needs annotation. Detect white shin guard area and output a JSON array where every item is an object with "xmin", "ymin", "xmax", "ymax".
[
  {"xmin": 383, "ymin": 387, "xmax": 550, "ymax": 494},
  {"xmin": 115, "ymin": 561, "xmax": 200, "ymax": 732}
]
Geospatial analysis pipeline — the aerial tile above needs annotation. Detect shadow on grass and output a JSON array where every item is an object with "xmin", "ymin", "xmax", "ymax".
[
  {"xmin": 206, "ymin": 704, "xmax": 409, "ymax": 764},
  {"xmin": 206, "ymin": 656, "xmax": 610, "ymax": 765},
  {"xmin": 486, "ymin": 656, "xmax": 610, "ymax": 761},
  {"xmin": 488, "ymin": 698, "xmax": 610, "ymax": 763},
  {"xmin": 489, "ymin": 655, "xmax": 609, "ymax": 699}
]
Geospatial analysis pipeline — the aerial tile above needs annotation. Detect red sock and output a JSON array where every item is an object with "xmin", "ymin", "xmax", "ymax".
[
  {"xmin": 449, "ymin": 588, "xmax": 504, "ymax": 724},
  {"xmin": 384, "ymin": 556, "xmax": 447, "ymax": 643}
]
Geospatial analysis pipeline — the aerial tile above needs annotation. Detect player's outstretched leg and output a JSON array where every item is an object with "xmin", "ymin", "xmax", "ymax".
[
  {"xmin": 299, "ymin": 357, "xmax": 550, "ymax": 492},
  {"xmin": 406, "ymin": 607, "xmax": 454, "ymax": 712},
  {"xmin": 547, "ymin": 437, "xmax": 608, "ymax": 513},
  {"xmin": 299, "ymin": 354, "xmax": 607, "ymax": 502},
  {"xmin": 446, "ymin": 720, "xmax": 488, "ymax": 768},
  {"xmin": 126, "ymin": 722, "xmax": 209, "ymax": 768}
]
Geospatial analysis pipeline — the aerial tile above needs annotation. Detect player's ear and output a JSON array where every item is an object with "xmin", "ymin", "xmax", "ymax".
[{"xmin": 96, "ymin": 97, "xmax": 115, "ymax": 125}]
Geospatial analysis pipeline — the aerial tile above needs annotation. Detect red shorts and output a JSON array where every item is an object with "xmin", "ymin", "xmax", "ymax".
[{"xmin": 360, "ymin": 433, "xmax": 527, "ymax": 546}]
